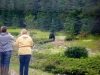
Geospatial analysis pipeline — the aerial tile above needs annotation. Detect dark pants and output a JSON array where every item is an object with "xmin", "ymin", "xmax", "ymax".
[
  {"xmin": 19, "ymin": 55, "xmax": 31, "ymax": 75},
  {"xmin": 0, "ymin": 51, "xmax": 12, "ymax": 75}
]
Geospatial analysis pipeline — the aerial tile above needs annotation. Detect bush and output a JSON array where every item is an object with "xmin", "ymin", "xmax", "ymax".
[
  {"xmin": 36, "ymin": 38, "xmax": 52, "ymax": 44},
  {"xmin": 64, "ymin": 46, "xmax": 88, "ymax": 58},
  {"xmin": 10, "ymin": 32, "xmax": 19, "ymax": 36},
  {"xmin": 78, "ymin": 32, "xmax": 87, "ymax": 38},
  {"xmin": 30, "ymin": 52, "xmax": 100, "ymax": 75},
  {"xmin": 65, "ymin": 34, "xmax": 76, "ymax": 41},
  {"xmin": 65, "ymin": 36, "xmax": 73, "ymax": 41},
  {"xmin": 8, "ymin": 26, "xmax": 18, "ymax": 29}
]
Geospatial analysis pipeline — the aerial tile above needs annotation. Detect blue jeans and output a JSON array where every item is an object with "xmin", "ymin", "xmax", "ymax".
[
  {"xmin": 0, "ymin": 51, "xmax": 12, "ymax": 75},
  {"xmin": 19, "ymin": 55, "xmax": 31, "ymax": 75}
]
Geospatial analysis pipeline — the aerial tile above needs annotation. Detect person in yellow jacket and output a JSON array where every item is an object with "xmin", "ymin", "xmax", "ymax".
[{"xmin": 16, "ymin": 29, "xmax": 34, "ymax": 75}]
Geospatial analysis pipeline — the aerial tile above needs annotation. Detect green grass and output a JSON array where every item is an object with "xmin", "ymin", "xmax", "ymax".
[
  {"xmin": 81, "ymin": 34, "xmax": 100, "ymax": 40},
  {"xmin": 64, "ymin": 40, "xmax": 100, "ymax": 51},
  {"xmin": 29, "ymin": 68, "xmax": 54, "ymax": 75},
  {"xmin": 8, "ymin": 28, "xmax": 65, "ymax": 40},
  {"xmin": 10, "ymin": 63, "xmax": 19, "ymax": 75},
  {"xmin": 8, "ymin": 28, "xmax": 51, "ymax": 39},
  {"xmin": 75, "ymin": 40, "xmax": 99, "ymax": 50},
  {"xmin": 8, "ymin": 28, "xmax": 22, "ymax": 33},
  {"xmin": 10, "ymin": 63, "xmax": 54, "ymax": 75}
]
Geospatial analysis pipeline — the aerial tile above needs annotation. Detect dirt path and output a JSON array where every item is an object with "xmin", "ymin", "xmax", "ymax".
[{"xmin": 47, "ymin": 39, "xmax": 65, "ymax": 46}]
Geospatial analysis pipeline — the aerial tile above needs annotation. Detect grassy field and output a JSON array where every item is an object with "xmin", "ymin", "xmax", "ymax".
[{"xmin": 9, "ymin": 28, "xmax": 100, "ymax": 75}]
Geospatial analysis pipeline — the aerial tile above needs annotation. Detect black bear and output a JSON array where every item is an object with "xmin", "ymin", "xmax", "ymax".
[{"xmin": 49, "ymin": 33, "xmax": 55, "ymax": 41}]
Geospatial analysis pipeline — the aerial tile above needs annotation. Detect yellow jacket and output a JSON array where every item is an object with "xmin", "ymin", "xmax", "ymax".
[{"xmin": 16, "ymin": 34, "xmax": 34, "ymax": 55}]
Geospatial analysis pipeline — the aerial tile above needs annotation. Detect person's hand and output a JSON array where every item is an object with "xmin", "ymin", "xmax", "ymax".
[
  {"xmin": 8, "ymin": 33, "xmax": 11, "ymax": 35},
  {"xmin": 8, "ymin": 33, "xmax": 13, "ymax": 36},
  {"xmin": 8, "ymin": 32, "xmax": 14, "ymax": 38}
]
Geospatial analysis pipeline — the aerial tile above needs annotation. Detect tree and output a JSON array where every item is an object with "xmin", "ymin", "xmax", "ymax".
[{"xmin": 25, "ymin": 14, "xmax": 35, "ymax": 35}]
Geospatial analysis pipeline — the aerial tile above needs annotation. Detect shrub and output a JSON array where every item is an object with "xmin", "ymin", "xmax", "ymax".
[
  {"xmin": 30, "ymin": 52, "xmax": 100, "ymax": 75},
  {"xmin": 65, "ymin": 36, "xmax": 73, "ymax": 41},
  {"xmin": 65, "ymin": 34, "xmax": 76, "ymax": 41},
  {"xmin": 44, "ymin": 64, "xmax": 56, "ymax": 72},
  {"xmin": 8, "ymin": 26, "xmax": 18, "ymax": 29},
  {"xmin": 10, "ymin": 32, "xmax": 19, "ymax": 36},
  {"xmin": 78, "ymin": 32, "xmax": 87, "ymax": 38},
  {"xmin": 64, "ymin": 46, "xmax": 88, "ymax": 58},
  {"xmin": 36, "ymin": 38, "xmax": 52, "ymax": 44}
]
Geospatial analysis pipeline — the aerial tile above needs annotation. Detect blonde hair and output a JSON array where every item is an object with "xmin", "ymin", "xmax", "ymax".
[{"xmin": 21, "ymin": 29, "xmax": 28, "ymax": 35}]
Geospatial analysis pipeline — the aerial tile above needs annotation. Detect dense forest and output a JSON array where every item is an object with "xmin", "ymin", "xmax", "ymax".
[{"xmin": 0, "ymin": 0, "xmax": 100, "ymax": 35}]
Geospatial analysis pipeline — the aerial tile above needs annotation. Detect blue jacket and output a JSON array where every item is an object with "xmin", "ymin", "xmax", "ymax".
[{"xmin": 0, "ymin": 33, "xmax": 14, "ymax": 52}]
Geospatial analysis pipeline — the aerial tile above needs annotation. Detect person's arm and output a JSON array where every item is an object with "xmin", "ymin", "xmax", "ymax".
[
  {"xmin": 8, "ymin": 33, "xmax": 14, "ymax": 40},
  {"xmin": 16, "ymin": 38, "xmax": 19, "ymax": 47}
]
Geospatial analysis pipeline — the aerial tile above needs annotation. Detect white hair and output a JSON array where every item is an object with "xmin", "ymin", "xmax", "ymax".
[{"xmin": 21, "ymin": 29, "xmax": 28, "ymax": 35}]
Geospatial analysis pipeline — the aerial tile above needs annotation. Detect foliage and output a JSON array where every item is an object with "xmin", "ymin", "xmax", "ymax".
[
  {"xmin": 65, "ymin": 36, "xmax": 73, "ymax": 41},
  {"xmin": 64, "ymin": 46, "xmax": 88, "ymax": 58},
  {"xmin": 0, "ymin": 0, "xmax": 100, "ymax": 35},
  {"xmin": 0, "ymin": 20, "xmax": 4, "ymax": 27},
  {"xmin": 8, "ymin": 26, "xmax": 18, "ymax": 29},
  {"xmin": 30, "ymin": 52, "xmax": 100, "ymax": 75},
  {"xmin": 36, "ymin": 38, "xmax": 52, "ymax": 44},
  {"xmin": 10, "ymin": 28, "xmax": 100, "ymax": 75},
  {"xmin": 44, "ymin": 44, "xmax": 54, "ymax": 49},
  {"xmin": 64, "ymin": 9, "xmax": 82, "ymax": 35},
  {"xmin": 25, "ymin": 14, "xmax": 35, "ymax": 29},
  {"xmin": 78, "ymin": 32, "xmax": 87, "ymax": 38},
  {"xmin": 65, "ymin": 34, "xmax": 75, "ymax": 41},
  {"xmin": 10, "ymin": 32, "xmax": 19, "ymax": 36}
]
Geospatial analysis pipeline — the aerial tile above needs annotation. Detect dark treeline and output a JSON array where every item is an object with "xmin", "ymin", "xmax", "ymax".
[{"xmin": 0, "ymin": 0, "xmax": 100, "ymax": 35}]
